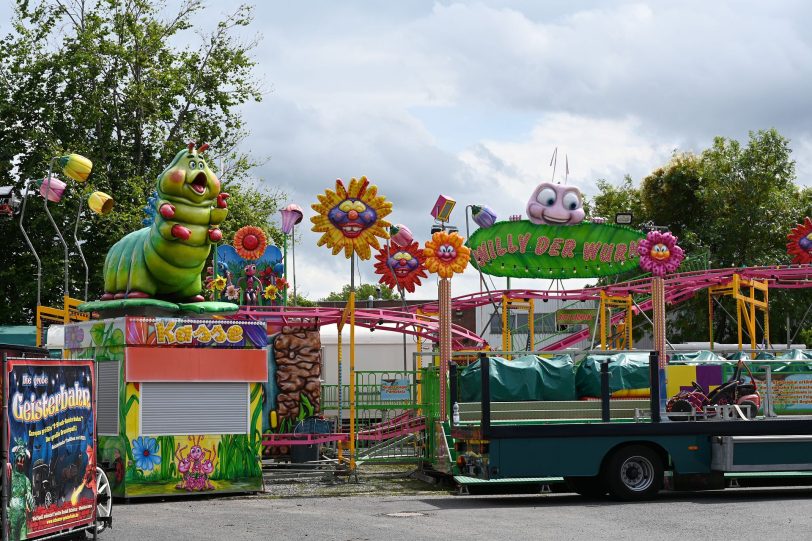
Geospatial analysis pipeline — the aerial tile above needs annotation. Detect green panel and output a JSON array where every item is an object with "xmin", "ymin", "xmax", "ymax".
[
  {"xmin": 733, "ymin": 441, "xmax": 812, "ymax": 466},
  {"xmin": 466, "ymin": 220, "xmax": 645, "ymax": 279},
  {"xmin": 488, "ymin": 435, "xmax": 711, "ymax": 479}
]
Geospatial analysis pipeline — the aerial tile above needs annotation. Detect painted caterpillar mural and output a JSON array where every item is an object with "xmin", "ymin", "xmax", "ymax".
[{"xmin": 102, "ymin": 143, "xmax": 228, "ymax": 301}]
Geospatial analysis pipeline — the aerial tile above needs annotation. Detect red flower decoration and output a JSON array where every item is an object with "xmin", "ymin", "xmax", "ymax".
[
  {"xmin": 787, "ymin": 217, "xmax": 812, "ymax": 264},
  {"xmin": 275, "ymin": 277, "xmax": 288, "ymax": 290},
  {"xmin": 373, "ymin": 241, "xmax": 427, "ymax": 293},
  {"xmin": 233, "ymin": 226, "xmax": 267, "ymax": 260}
]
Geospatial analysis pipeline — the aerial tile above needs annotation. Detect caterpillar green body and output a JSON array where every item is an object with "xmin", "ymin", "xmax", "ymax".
[{"xmin": 102, "ymin": 143, "xmax": 228, "ymax": 301}]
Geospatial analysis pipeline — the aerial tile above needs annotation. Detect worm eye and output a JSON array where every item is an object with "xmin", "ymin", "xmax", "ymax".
[
  {"xmin": 537, "ymin": 188, "xmax": 556, "ymax": 207},
  {"xmin": 562, "ymin": 191, "xmax": 581, "ymax": 211},
  {"xmin": 189, "ymin": 161, "xmax": 197, "ymax": 169}
]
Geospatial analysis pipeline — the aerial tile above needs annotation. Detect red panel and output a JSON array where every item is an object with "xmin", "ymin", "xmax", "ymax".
[{"xmin": 126, "ymin": 347, "xmax": 267, "ymax": 382}]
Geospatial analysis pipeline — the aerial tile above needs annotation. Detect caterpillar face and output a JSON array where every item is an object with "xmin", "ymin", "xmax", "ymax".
[
  {"xmin": 159, "ymin": 149, "xmax": 221, "ymax": 204},
  {"xmin": 327, "ymin": 198, "xmax": 378, "ymax": 238}
]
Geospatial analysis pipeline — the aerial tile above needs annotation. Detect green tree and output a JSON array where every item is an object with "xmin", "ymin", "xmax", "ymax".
[
  {"xmin": 322, "ymin": 283, "xmax": 398, "ymax": 302},
  {"xmin": 0, "ymin": 0, "xmax": 282, "ymax": 324},
  {"xmin": 590, "ymin": 129, "xmax": 809, "ymax": 344}
]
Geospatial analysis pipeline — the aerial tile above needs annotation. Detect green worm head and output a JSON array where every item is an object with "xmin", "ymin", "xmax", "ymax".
[{"xmin": 158, "ymin": 142, "xmax": 221, "ymax": 205}]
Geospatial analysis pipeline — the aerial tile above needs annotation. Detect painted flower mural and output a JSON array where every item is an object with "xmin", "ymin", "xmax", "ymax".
[
  {"xmin": 132, "ymin": 436, "xmax": 162, "ymax": 471},
  {"xmin": 233, "ymin": 226, "xmax": 267, "ymax": 261},
  {"xmin": 373, "ymin": 241, "xmax": 428, "ymax": 293},
  {"xmin": 787, "ymin": 217, "xmax": 812, "ymax": 265},
  {"xmin": 638, "ymin": 230, "xmax": 684, "ymax": 276},
  {"xmin": 424, "ymin": 231, "xmax": 471, "ymax": 278},
  {"xmin": 311, "ymin": 177, "xmax": 392, "ymax": 260}
]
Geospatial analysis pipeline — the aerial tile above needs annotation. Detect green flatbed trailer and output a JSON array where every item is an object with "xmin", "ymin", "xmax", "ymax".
[{"xmin": 446, "ymin": 354, "xmax": 812, "ymax": 500}]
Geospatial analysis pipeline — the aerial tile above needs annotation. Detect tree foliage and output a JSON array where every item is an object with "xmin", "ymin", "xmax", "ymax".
[
  {"xmin": 590, "ymin": 129, "xmax": 811, "ymax": 344},
  {"xmin": 0, "ymin": 0, "xmax": 282, "ymax": 324},
  {"xmin": 322, "ymin": 283, "xmax": 398, "ymax": 302}
]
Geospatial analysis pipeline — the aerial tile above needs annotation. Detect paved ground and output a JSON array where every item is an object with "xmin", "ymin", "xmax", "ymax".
[{"xmin": 105, "ymin": 484, "xmax": 812, "ymax": 541}]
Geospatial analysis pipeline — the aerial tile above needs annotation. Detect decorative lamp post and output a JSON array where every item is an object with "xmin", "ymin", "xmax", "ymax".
[
  {"xmin": 74, "ymin": 191, "xmax": 114, "ymax": 300},
  {"xmin": 279, "ymin": 203, "xmax": 303, "ymax": 305},
  {"xmin": 40, "ymin": 153, "xmax": 94, "ymax": 302}
]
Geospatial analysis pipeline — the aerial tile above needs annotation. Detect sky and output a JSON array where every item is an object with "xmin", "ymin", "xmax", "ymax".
[{"xmin": 5, "ymin": 1, "xmax": 812, "ymax": 302}]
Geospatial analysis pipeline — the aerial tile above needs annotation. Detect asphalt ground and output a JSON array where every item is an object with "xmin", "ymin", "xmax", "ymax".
[{"xmin": 103, "ymin": 480, "xmax": 812, "ymax": 541}]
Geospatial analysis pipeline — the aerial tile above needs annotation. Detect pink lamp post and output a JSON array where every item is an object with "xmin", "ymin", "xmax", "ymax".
[{"xmin": 279, "ymin": 203, "xmax": 303, "ymax": 305}]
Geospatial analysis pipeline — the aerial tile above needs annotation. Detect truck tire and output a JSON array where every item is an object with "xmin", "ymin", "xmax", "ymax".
[
  {"xmin": 603, "ymin": 445, "xmax": 663, "ymax": 501},
  {"xmin": 564, "ymin": 475, "xmax": 607, "ymax": 498}
]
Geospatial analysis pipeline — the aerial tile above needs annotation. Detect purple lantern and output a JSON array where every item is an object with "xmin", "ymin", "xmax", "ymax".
[
  {"xmin": 39, "ymin": 176, "xmax": 66, "ymax": 203},
  {"xmin": 471, "ymin": 205, "xmax": 497, "ymax": 228},
  {"xmin": 280, "ymin": 203, "xmax": 303, "ymax": 235}
]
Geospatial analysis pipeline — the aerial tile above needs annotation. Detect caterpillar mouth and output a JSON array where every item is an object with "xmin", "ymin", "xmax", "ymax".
[{"xmin": 190, "ymin": 172, "xmax": 208, "ymax": 194}]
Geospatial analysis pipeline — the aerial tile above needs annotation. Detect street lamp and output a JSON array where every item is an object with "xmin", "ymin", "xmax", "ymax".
[{"xmin": 279, "ymin": 203, "xmax": 303, "ymax": 305}]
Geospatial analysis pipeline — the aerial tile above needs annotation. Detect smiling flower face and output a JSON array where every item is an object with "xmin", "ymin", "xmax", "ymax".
[
  {"xmin": 311, "ymin": 177, "xmax": 392, "ymax": 259},
  {"xmin": 526, "ymin": 182, "xmax": 585, "ymax": 225},
  {"xmin": 374, "ymin": 241, "xmax": 428, "ymax": 293},
  {"xmin": 638, "ymin": 230, "xmax": 684, "ymax": 276},
  {"xmin": 424, "ymin": 231, "xmax": 470, "ymax": 279}
]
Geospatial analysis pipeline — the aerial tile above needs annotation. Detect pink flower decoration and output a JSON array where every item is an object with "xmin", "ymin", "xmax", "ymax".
[{"xmin": 638, "ymin": 230, "xmax": 684, "ymax": 277}]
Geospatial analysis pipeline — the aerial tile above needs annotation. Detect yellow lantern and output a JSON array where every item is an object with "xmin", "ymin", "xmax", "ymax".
[
  {"xmin": 88, "ymin": 191, "xmax": 114, "ymax": 215},
  {"xmin": 58, "ymin": 153, "xmax": 93, "ymax": 182}
]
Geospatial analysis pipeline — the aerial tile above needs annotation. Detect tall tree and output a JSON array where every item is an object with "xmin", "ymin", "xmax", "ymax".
[
  {"xmin": 590, "ymin": 129, "xmax": 809, "ymax": 344},
  {"xmin": 0, "ymin": 0, "xmax": 282, "ymax": 324}
]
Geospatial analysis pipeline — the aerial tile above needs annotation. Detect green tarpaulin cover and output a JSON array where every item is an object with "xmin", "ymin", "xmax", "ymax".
[
  {"xmin": 670, "ymin": 350, "xmax": 726, "ymax": 362},
  {"xmin": 458, "ymin": 354, "xmax": 576, "ymax": 402},
  {"xmin": 575, "ymin": 352, "xmax": 651, "ymax": 398}
]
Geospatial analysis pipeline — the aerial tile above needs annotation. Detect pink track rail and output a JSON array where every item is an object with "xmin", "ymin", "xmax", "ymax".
[
  {"xmin": 261, "ymin": 433, "xmax": 349, "ymax": 447},
  {"xmin": 237, "ymin": 264, "xmax": 812, "ymax": 352},
  {"xmin": 356, "ymin": 411, "xmax": 426, "ymax": 441}
]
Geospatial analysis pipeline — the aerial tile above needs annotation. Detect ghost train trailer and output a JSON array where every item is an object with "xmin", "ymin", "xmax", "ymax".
[{"xmin": 446, "ymin": 351, "xmax": 812, "ymax": 500}]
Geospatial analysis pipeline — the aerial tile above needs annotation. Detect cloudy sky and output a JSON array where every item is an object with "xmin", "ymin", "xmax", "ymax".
[{"xmin": 6, "ymin": 1, "xmax": 812, "ymax": 301}]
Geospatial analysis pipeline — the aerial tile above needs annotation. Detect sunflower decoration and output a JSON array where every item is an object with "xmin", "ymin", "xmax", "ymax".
[
  {"xmin": 374, "ymin": 241, "xmax": 428, "ymax": 293},
  {"xmin": 233, "ymin": 226, "xmax": 268, "ymax": 260},
  {"xmin": 311, "ymin": 176, "xmax": 392, "ymax": 260},
  {"xmin": 424, "ymin": 231, "xmax": 470, "ymax": 279},
  {"xmin": 787, "ymin": 217, "xmax": 812, "ymax": 265},
  {"xmin": 263, "ymin": 284, "xmax": 279, "ymax": 300},
  {"xmin": 637, "ymin": 230, "xmax": 684, "ymax": 277}
]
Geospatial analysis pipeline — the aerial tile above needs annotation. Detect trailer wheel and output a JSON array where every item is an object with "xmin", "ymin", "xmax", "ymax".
[
  {"xmin": 603, "ymin": 445, "xmax": 663, "ymax": 501},
  {"xmin": 564, "ymin": 476, "xmax": 607, "ymax": 498},
  {"xmin": 94, "ymin": 467, "xmax": 113, "ymax": 534}
]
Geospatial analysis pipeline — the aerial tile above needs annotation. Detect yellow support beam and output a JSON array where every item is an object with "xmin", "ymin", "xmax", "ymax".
[
  {"xmin": 599, "ymin": 291, "xmax": 633, "ymax": 350},
  {"xmin": 35, "ymin": 296, "xmax": 89, "ymax": 347},
  {"xmin": 708, "ymin": 273, "xmax": 769, "ymax": 350},
  {"xmin": 501, "ymin": 296, "xmax": 534, "ymax": 356}
]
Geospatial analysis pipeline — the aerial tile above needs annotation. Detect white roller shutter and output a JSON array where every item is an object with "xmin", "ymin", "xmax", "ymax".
[
  {"xmin": 141, "ymin": 382, "xmax": 248, "ymax": 435},
  {"xmin": 97, "ymin": 361, "xmax": 120, "ymax": 435}
]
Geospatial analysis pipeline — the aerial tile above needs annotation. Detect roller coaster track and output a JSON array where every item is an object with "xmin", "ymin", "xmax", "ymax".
[
  {"xmin": 237, "ymin": 265, "xmax": 812, "ymax": 352},
  {"xmin": 236, "ymin": 305, "xmax": 488, "ymax": 349}
]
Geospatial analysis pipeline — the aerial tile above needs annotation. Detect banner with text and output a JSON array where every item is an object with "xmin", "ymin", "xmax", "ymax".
[
  {"xmin": 6, "ymin": 359, "xmax": 96, "ymax": 539},
  {"xmin": 466, "ymin": 220, "xmax": 646, "ymax": 279}
]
